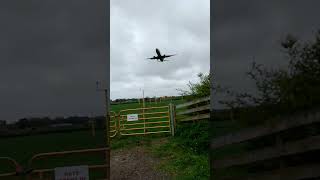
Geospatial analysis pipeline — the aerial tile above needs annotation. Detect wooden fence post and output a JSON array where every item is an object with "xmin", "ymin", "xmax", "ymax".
[
  {"xmin": 91, "ymin": 118, "xmax": 96, "ymax": 137},
  {"xmin": 169, "ymin": 103, "xmax": 175, "ymax": 136}
]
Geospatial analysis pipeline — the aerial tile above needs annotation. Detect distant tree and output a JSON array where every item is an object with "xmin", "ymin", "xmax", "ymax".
[
  {"xmin": 0, "ymin": 120, "xmax": 6, "ymax": 126},
  {"xmin": 26, "ymin": 117, "xmax": 51, "ymax": 127},
  {"xmin": 219, "ymin": 30, "xmax": 320, "ymax": 120},
  {"xmin": 177, "ymin": 72, "xmax": 211, "ymax": 99},
  {"xmin": 16, "ymin": 118, "xmax": 29, "ymax": 129}
]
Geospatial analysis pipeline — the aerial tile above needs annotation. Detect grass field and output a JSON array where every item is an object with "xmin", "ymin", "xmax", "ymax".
[
  {"xmin": 110, "ymin": 98, "xmax": 185, "ymax": 112},
  {"xmin": 0, "ymin": 98, "xmax": 210, "ymax": 179},
  {"xmin": 0, "ymin": 99, "xmax": 185, "ymax": 179},
  {"xmin": 0, "ymin": 130, "xmax": 107, "ymax": 179}
]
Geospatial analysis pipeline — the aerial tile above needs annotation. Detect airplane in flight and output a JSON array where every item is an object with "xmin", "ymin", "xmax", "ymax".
[{"xmin": 147, "ymin": 48, "xmax": 176, "ymax": 62}]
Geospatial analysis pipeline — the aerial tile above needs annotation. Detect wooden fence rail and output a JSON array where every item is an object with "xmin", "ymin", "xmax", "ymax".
[
  {"xmin": 174, "ymin": 96, "xmax": 320, "ymax": 179},
  {"xmin": 211, "ymin": 108, "xmax": 320, "ymax": 179},
  {"xmin": 211, "ymin": 110, "xmax": 320, "ymax": 149},
  {"xmin": 175, "ymin": 96, "xmax": 210, "ymax": 122},
  {"xmin": 176, "ymin": 96, "xmax": 210, "ymax": 109}
]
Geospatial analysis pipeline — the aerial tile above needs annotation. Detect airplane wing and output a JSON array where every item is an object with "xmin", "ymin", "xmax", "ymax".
[
  {"xmin": 147, "ymin": 57, "xmax": 158, "ymax": 60},
  {"xmin": 163, "ymin": 54, "xmax": 177, "ymax": 58}
]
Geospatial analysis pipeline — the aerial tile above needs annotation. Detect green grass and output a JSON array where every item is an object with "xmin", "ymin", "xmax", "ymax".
[
  {"xmin": 0, "ymin": 99, "xmax": 185, "ymax": 179},
  {"xmin": 110, "ymin": 133, "xmax": 168, "ymax": 150},
  {"xmin": 147, "ymin": 120, "xmax": 210, "ymax": 179},
  {"xmin": 149, "ymin": 138, "xmax": 209, "ymax": 180},
  {"xmin": 108, "ymin": 127, "xmax": 210, "ymax": 180},
  {"xmin": 0, "ymin": 130, "xmax": 107, "ymax": 179},
  {"xmin": 144, "ymin": 119, "xmax": 248, "ymax": 180}
]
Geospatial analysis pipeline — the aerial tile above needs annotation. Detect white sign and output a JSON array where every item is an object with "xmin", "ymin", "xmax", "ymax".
[
  {"xmin": 55, "ymin": 165, "xmax": 89, "ymax": 180},
  {"xmin": 127, "ymin": 114, "xmax": 139, "ymax": 121}
]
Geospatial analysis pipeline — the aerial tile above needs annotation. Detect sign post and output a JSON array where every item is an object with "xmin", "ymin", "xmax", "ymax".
[
  {"xmin": 55, "ymin": 165, "xmax": 89, "ymax": 180},
  {"xmin": 127, "ymin": 114, "xmax": 139, "ymax": 121}
]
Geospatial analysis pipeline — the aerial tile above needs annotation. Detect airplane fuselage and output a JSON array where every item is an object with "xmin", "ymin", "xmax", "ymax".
[
  {"xmin": 148, "ymin": 48, "xmax": 174, "ymax": 62},
  {"xmin": 155, "ymin": 48, "xmax": 164, "ymax": 61}
]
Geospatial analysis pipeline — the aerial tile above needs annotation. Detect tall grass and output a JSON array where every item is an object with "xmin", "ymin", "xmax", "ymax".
[{"xmin": 150, "ymin": 120, "xmax": 209, "ymax": 179}]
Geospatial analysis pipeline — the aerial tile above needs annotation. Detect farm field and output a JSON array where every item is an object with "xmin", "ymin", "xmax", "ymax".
[
  {"xmin": 0, "ymin": 99, "xmax": 185, "ymax": 179},
  {"xmin": 110, "ymin": 98, "xmax": 185, "ymax": 113},
  {"xmin": 0, "ymin": 130, "xmax": 107, "ymax": 179}
]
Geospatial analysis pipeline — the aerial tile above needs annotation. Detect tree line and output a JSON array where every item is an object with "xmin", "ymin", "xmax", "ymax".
[
  {"xmin": 111, "ymin": 96, "xmax": 183, "ymax": 105},
  {"xmin": 1, "ymin": 116, "xmax": 106, "ymax": 131},
  {"xmin": 179, "ymin": 30, "xmax": 320, "ymax": 125}
]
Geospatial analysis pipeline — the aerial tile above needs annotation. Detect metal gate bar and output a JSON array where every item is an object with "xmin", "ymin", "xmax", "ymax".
[
  {"xmin": 28, "ymin": 147, "xmax": 110, "ymax": 180},
  {"xmin": 118, "ymin": 106, "xmax": 171, "ymax": 136},
  {"xmin": 109, "ymin": 111, "xmax": 117, "ymax": 138},
  {"xmin": 0, "ymin": 157, "xmax": 21, "ymax": 177}
]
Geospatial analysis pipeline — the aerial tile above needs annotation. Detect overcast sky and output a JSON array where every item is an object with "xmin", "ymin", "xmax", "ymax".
[
  {"xmin": 0, "ymin": 0, "xmax": 209, "ymax": 122},
  {"xmin": 1, "ymin": 1, "xmax": 320, "ymax": 122},
  {"xmin": 0, "ymin": 0, "xmax": 107, "ymax": 121},
  {"xmin": 213, "ymin": 0, "xmax": 320, "ymax": 99},
  {"xmin": 110, "ymin": 0, "xmax": 210, "ymax": 99}
]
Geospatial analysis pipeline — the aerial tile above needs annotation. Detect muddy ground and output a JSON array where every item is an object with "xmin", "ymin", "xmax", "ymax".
[{"xmin": 110, "ymin": 139, "xmax": 171, "ymax": 180}]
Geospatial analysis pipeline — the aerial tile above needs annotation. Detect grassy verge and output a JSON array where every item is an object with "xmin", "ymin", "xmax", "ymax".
[
  {"xmin": 150, "ymin": 138, "xmax": 209, "ymax": 179},
  {"xmin": 149, "ymin": 120, "xmax": 210, "ymax": 179},
  {"xmin": 109, "ymin": 120, "xmax": 210, "ymax": 179}
]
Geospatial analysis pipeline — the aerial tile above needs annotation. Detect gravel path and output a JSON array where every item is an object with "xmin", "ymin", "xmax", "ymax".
[{"xmin": 110, "ymin": 141, "xmax": 171, "ymax": 180}]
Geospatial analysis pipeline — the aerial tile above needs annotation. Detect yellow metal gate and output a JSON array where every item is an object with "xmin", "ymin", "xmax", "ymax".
[
  {"xmin": 118, "ymin": 106, "xmax": 171, "ymax": 136},
  {"xmin": 0, "ymin": 148, "xmax": 110, "ymax": 180},
  {"xmin": 109, "ymin": 111, "xmax": 118, "ymax": 138}
]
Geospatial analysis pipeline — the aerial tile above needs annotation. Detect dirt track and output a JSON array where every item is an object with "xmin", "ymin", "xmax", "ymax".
[{"xmin": 110, "ymin": 145, "xmax": 171, "ymax": 180}]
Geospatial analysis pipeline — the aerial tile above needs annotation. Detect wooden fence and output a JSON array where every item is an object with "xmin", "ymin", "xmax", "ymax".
[
  {"xmin": 211, "ymin": 108, "xmax": 320, "ymax": 179},
  {"xmin": 175, "ymin": 96, "xmax": 210, "ymax": 122},
  {"xmin": 177, "ymin": 96, "xmax": 320, "ymax": 179}
]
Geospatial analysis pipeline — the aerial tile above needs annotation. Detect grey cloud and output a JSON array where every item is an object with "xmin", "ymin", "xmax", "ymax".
[
  {"xmin": 0, "ymin": 0, "xmax": 209, "ymax": 121},
  {"xmin": 212, "ymin": 0, "xmax": 320, "ymax": 109},
  {"xmin": 0, "ymin": 0, "xmax": 107, "ymax": 121},
  {"xmin": 213, "ymin": 0, "xmax": 320, "ymax": 96},
  {"xmin": 110, "ymin": 0, "xmax": 210, "ymax": 101}
]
